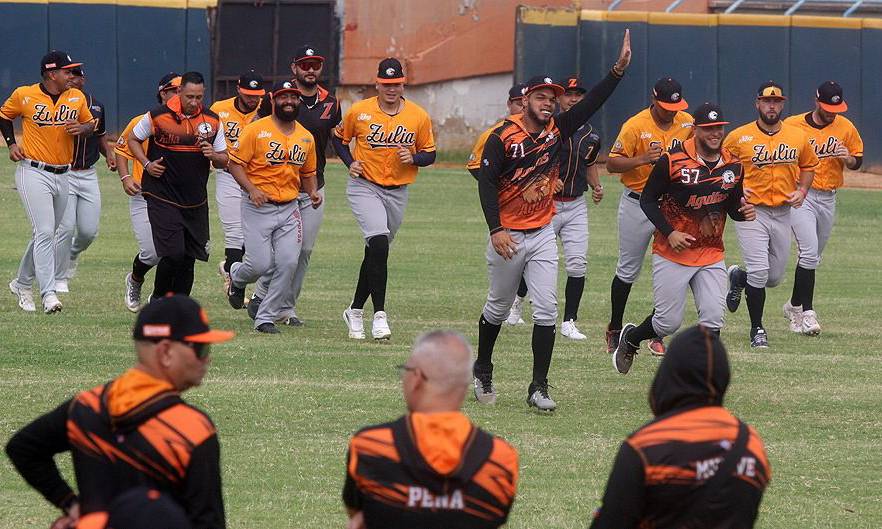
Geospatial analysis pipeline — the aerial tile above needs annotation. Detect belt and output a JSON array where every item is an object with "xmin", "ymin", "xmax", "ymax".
[
  {"xmin": 28, "ymin": 160, "xmax": 70, "ymax": 174},
  {"xmin": 361, "ymin": 177, "xmax": 402, "ymax": 190},
  {"xmin": 510, "ymin": 226, "xmax": 544, "ymax": 234},
  {"xmin": 555, "ymin": 195, "xmax": 580, "ymax": 202},
  {"xmin": 627, "ymin": 191, "xmax": 640, "ymax": 200},
  {"xmin": 267, "ymin": 199, "xmax": 295, "ymax": 206}
]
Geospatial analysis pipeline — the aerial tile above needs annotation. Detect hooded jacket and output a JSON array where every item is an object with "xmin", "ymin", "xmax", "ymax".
[{"xmin": 590, "ymin": 326, "xmax": 771, "ymax": 529}]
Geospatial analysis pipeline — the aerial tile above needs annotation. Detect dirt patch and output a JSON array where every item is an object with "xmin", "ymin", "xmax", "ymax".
[{"xmin": 844, "ymin": 170, "xmax": 882, "ymax": 190}]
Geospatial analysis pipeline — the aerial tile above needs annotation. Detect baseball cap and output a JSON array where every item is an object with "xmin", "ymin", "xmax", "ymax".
[
  {"xmin": 271, "ymin": 80, "xmax": 301, "ymax": 97},
  {"xmin": 106, "ymin": 487, "xmax": 192, "ymax": 529},
  {"xmin": 524, "ymin": 75, "xmax": 565, "ymax": 97},
  {"xmin": 377, "ymin": 58, "xmax": 406, "ymax": 84},
  {"xmin": 71, "ymin": 66, "xmax": 85, "ymax": 77},
  {"xmin": 757, "ymin": 80, "xmax": 786, "ymax": 100},
  {"xmin": 692, "ymin": 102, "xmax": 729, "ymax": 127},
  {"xmin": 563, "ymin": 76, "xmax": 587, "ymax": 94},
  {"xmin": 817, "ymin": 80, "xmax": 847, "ymax": 113},
  {"xmin": 40, "ymin": 50, "xmax": 82, "ymax": 74},
  {"xmin": 508, "ymin": 83, "xmax": 527, "ymax": 101},
  {"xmin": 237, "ymin": 71, "xmax": 266, "ymax": 96},
  {"xmin": 653, "ymin": 77, "xmax": 688, "ymax": 111},
  {"xmin": 133, "ymin": 294, "xmax": 234, "ymax": 345},
  {"xmin": 292, "ymin": 45, "xmax": 324, "ymax": 64},
  {"xmin": 157, "ymin": 72, "xmax": 182, "ymax": 93}
]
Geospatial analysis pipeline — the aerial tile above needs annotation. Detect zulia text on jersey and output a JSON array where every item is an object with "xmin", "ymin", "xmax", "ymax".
[
  {"xmin": 751, "ymin": 143, "xmax": 798, "ymax": 167},
  {"xmin": 32, "ymin": 104, "xmax": 79, "ymax": 127},
  {"xmin": 365, "ymin": 124, "xmax": 415, "ymax": 148}
]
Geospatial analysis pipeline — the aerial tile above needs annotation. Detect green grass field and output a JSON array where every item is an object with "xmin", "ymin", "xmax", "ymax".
[{"xmin": 1, "ymin": 156, "xmax": 880, "ymax": 528}]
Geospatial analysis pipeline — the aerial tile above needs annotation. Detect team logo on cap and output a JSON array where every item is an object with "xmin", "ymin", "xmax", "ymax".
[
  {"xmin": 386, "ymin": 67, "xmax": 396, "ymax": 76},
  {"xmin": 544, "ymin": 77, "xmax": 552, "ymax": 84},
  {"xmin": 671, "ymin": 92, "xmax": 680, "ymax": 101},
  {"xmin": 197, "ymin": 122, "xmax": 213, "ymax": 135},
  {"xmin": 283, "ymin": 81, "xmax": 293, "ymax": 89},
  {"xmin": 568, "ymin": 79, "xmax": 577, "ymax": 88},
  {"xmin": 249, "ymin": 80, "xmax": 259, "ymax": 88},
  {"xmin": 306, "ymin": 48, "xmax": 315, "ymax": 56},
  {"xmin": 520, "ymin": 87, "xmax": 527, "ymax": 95},
  {"xmin": 143, "ymin": 324, "xmax": 171, "ymax": 337},
  {"xmin": 831, "ymin": 95, "xmax": 841, "ymax": 103},
  {"xmin": 708, "ymin": 110, "xmax": 718, "ymax": 120}
]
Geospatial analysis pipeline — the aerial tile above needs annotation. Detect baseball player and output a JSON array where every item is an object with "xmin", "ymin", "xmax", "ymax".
[
  {"xmin": 467, "ymin": 83, "xmax": 526, "ymax": 179},
  {"xmin": 554, "ymin": 76, "xmax": 604, "ymax": 341},
  {"xmin": 115, "ymin": 73, "xmax": 181, "ymax": 312},
  {"xmin": 474, "ymin": 30, "xmax": 631, "ymax": 411},
  {"xmin": 2, "ymin": 51, "xmax": 96, "ymax": 314},
  {"xmin": 54, "ymin": 65, "xmax": 115, "ymax": 293},
  {"xmin": 604, "ymin": 77, "xmax": 694, "ymax": 355},
  {"xmin": 212, "ymin": 71, "xmax": 265, "ymax": 291},
  {"xmin": 127, "ymin": 71, "xmax": 228, "ymax": 300},
  {"xmin": 334, "ymin": 58, "xmax": 436, "ymax": 340},
  {"xmin": 782, "ymin": 81, "xmax": 863, "ymax": 336},
  {"xmin": 225, "ymin": 81, "xmax": 321, "ymax": 334},
  {"xmin": 247, "ymin": 45, "xmax": 342, "ymax": 326},
  {"xmin": 724, "ymin": 81, "xmax": 818, "ymax": 348},
  {"xmin": 613, "ymin": 103, "xmax": 755, "ymax": 374}
]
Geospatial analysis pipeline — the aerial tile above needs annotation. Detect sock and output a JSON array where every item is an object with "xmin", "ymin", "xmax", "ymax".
[
  {"xmin": 629, "ymin": 314, "xmax": 657, "ymax": 345},
  {"xmin": 792, "ymin": 266, "xmax": 816, "ymax": 310},
  {"xmin": 517, "ymin": 277, "xmax": 528, "ymax": 298},
  {"xmin": 609, "ymin": 275, "xmax": 633, "ymax": 330},
  {"xmin": 152, "ymin": 257, "xmax": 176, "ymax": 300},
  {"xmin": 176, "ymin": 256, "xmax": 196, "ymax": 295},
  {"xmin": 366, "ymin": 235, "xmax": 390, "ymax": 312},
  {"xmin": 745, "ymin": 285, "xmax": 766, "ymax": 329},
  {"xmin": 563, "ymin": 276, "xmax": 585, "ymax": 321},
  {"xmin": 132, "ymin": 255, "xmax": 152, "ymax": 283},
  {"xmin": 224, "ymin": 247, "xmax": 244, "ymax": 273},
  {"xmin": 352, "ymin": 246, "xmax": 371, "ymax": 310},
  {"xmin": 531, "ymin": 324, "xmax": 556, "ymax": 384},
  {"xmin": 477, "ymin": 314, "xmax": 502, "ymax": 367}
]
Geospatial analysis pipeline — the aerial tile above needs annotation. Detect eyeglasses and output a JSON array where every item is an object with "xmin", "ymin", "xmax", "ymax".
[
  {"xmin": 184, "ymin": 341, "xmax": 210, "ymax": 359},
  {"xmin": 395, "ymin": 364, "xmax": 427, "ymax": 381},
  {"xmin": 297, "ymin": 60, "xmax": 323, "ymax": 72}
]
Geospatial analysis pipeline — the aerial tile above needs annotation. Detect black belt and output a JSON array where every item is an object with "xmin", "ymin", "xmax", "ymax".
[
  {"xmin": 628, "ymin": 191, "xmax": 640, "ymax": 200},
  {"xmin": 510, "ymin": 226, "xmax": 544, "ymax": 234},
  {"xmin": 29, "ymin": 160, "xmax": 70, "ymax": 174},
  {"xmin": 267, "ymin": 199, "xmax": 295, "ymax": 206},
  {"xmin": 361, "ymin": 177, "xmax": 402, "ymax": 190}
]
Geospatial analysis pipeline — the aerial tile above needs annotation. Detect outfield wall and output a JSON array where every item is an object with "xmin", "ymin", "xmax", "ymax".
[
  {"xmin": 0, "ymin": 0, "xmax": 214, "ymax": 133},
  {"xmin": 516, "ymin": 8, "xmax": 882, "ymax": 171}
]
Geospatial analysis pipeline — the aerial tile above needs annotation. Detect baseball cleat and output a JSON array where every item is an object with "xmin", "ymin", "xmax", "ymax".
[
  {"xmin": 124, "ymin": 273, "xmax": 143, "ymax": 313},
  {"xmin": 372, "ymin": 311, "xmax": 392, "ymax": 340},
  {"xmin": 649, "ymin": 337, "xmax": 666, "ymax": 357},
  {"xmin": 506, "ymin": 296, "xmax": 526, "ymax": 325},
  {"xmin": 613, "ymin": 323, "xmax": 639, "ymax": 374},
  {"xmin": 281, "ymin": 314, "xmax": 303, "ymax": 327},
  {"xmin": 801, "ymin": 310, "xmax": 821, "ymax": 336},
  {"xmin": 783, "ymin": 301, "xmax": 803, "ymax": 333},
  {"xmin": 750, "ymin": 327, "xmax": 769, "ymax": 348},
  {"xmin": 255, "ymin": 322, "xmax": 280, "ymax": 334},
  {"xmin": 473, "ymin": 363, "xmax": 496, "ymax": 405},
  {"xmin": 343, "ymin": 306, "xmax": 366, "ymax": 339},
  {"xmin": 43, "ymin": 293, "xmax": 63, "ymax": 314},
  {"xmin": 218, "ymin": 260, "xmax": 231, "ymax": 293},
  {"xmin": 9, "ymin": 280, "xmax": 36, "ymax": 312},
  {"xmin": 561, "ymin": 319, "xmax": 587, "ymax": 340},
  {"xmin": 605, "ymin": 324, "xmax": 621, "ymax": 354},
  {"xmin": 55, "ymin": 279, "xmax": 69, "ymax": 294},
  {"xmin": 726, "ymin": 265, "xmax": 746, "ymax": 313},
  {"xmin": 247, "ymin": 294, "xmax": 261, "ymax": 320},
  {"xmin": 527, "ymin": 380, "xmax": 557, "ymax": 411},
  {"xmin": 226, "ymin": 281, "xmax": 245, "ymax": 310}
]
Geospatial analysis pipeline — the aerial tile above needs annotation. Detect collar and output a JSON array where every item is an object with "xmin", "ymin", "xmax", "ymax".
[
  {"xmin": 508, "ymin": 112, "xmax": 557, "ymax": 140},
  {"xmin": 804, "ymin": 111, "xmax": 834, "ymax": 130},
  {"xmin": 753, "ymin": 120, "xmax": 781, "ymax": 137},
  {"xmin": 166, "ymin": 95, "xmax": 202, "ymax": 119},
  {"xmin": 105, "ymin": 368, "xmax": 177, "ymax": 419},
  {"xmin": 408, "ymin": 411, "xmax": 473, "ymax": 476},
  {"xmin": 682, "ymin": 138, "xmax": 736, "ymax": 167}
]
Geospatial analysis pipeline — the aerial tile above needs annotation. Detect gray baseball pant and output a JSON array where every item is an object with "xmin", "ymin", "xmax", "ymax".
[
  {"xmin": 615, "ymin": 188, "xmax": 655, "ymax": 283},
  {"xmin": 346, "ymin": 177, "xmax": 408, "ymax": 242},
  {"xmin": 14, "ymin": 161, "xmax": 69, "ymax": 297},
  {"xmin": 129, "ymin": 192, "xmax": 159, "ymax": 266},
  {"xmin": 483, "ymin": 224, "xmax": 558, "ymax": 327},
  {"xmin": 552, "ymin": 198, "xmax": 588, "ymax": 277},
  {"xmin": 735, "ymin": 205, "xmax": 791, "ymax": 288},
  {"xmin": 230, "ymin": 199, "xmax": 302, "ymax": 328},
  {"xmin": 215, "ymin": 169, "xmax": 244, "ymax": 249},
  {"xmin": 791, "ymin": 189, "xmax": 836, "ymax": 270},
  {"xmin": 651, "ymin": 255, "xmax": 727, "ymax": 337},
  {"xmin": 55, "ymin": 167, "xmax": 101, "ymax": 280}
]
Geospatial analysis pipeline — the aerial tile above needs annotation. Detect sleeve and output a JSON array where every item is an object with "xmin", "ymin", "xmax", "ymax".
[
  {"xmin": 585, "ymin": 131, "xmax": 602, "ymax": 166},
  {"xmin": 212, "ymin": 129, "xmax": 227, "ymax": 152},
  {"xmin": 334, "ymin": 108, "xmax": 355, "ymax": 144},
  {"xmin": 5, "ymin": 400, "xmax": 78, "ymax": 510},
  {"xmin": 1, "ymin": 117, "xmax": 16, "ymax": 146},
  {"xmin": 726, "ymin": 173, "xmax": 747, "ymax": 222},
  {"xmin": 229, "ymin": 125, "xmax": 253, "ymax": 166},
  {"xmin": 331, "ymin": 98, "xmax": 343, "ymax": 128},
  {"xmin": 847, "ymin": 124, "xmax": 864, "ymax": 157},
  {"xmin": 0, "ymin": 87, "xmax": 23, "ymax": 120},
  {"xmin": 342, "ymin": 449, "xmax": 364, "ymax": 511},
  {"xmin": 77, "ymin": 96, "xmax": 94, "ymax": 124},
  {"xmin": 114, "ymin": 120, "xmax": 138, "ymax": 160},
  {"xmin": 609, "ymin": 123, "xmax": 636, "ymax": 158},
  {"xmin": 131, "ymin": 113, "xmax": 153, "ymax": 141},
  {"xmin": 302, "ymin": 139, "xmax": 317, "ymax": 177},
  {"xmin": 722, "ymin": 132, "xmax": 740, "ymax": 160},
  {"xmin": 94, "ymin": 101, "xmax": 107, "ymax": 137},
  {"xmin": 639, "ymin": 154, "xmax": 675, "ymax": 236},
  {"xmin": 332, "ymin": 134, "xmax": 354, "ymax": 166},
  {"xmin": 182, "ymin": 435, "xmax": 226, "ymax": 529},
  {"xmin": 467, "ymin": 128, "xmax": 492, "ymax": 171},
  {"xmin": 478, "ymin": 133, "xmax": 506, "ymax": 234},
  {"xmin": 588, "ymin": 442, "xmax": 646, "ymax": 529},
  {"xmin": 415, "ymin": 113, "xmax": 436, "ymax": 153},
  {"xmin": 556, "ymin": 70, "xmax": 622, "ymax": 139},
  {"xmin": 798, "ymin": 133, "xmax": 819, "ymax": 170}
]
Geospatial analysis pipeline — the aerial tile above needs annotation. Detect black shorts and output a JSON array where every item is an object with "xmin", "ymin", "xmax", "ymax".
[{"xmin": 145, "ymin": 196, "xmax": 210, "ymax": 261}]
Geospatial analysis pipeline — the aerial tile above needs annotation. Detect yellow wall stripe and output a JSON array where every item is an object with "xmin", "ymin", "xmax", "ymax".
[
  {"xmin": 649, "ymin": 12, "xmax": 717, "ymax": 27},
  {"xmin": 519, "ymin": 7, "xmax": 578, "ymax": 27},
  {"xmin": 718, "ymin": 14, "xmax": 790, "ymax": 27},
  {"xmin": 791, "ymin": 15, "xmax": 862, "ymax": 29},
  {"xmin": 863, "ymin": 18, "xmax": 882, "ymax": 30},
  {"xmin": 579, "ymin": 9, "xmax": 606, "ymax": 22},
  {"xmin": 605, "ymin": 11, "xmax": 649, "ymax": 23}
]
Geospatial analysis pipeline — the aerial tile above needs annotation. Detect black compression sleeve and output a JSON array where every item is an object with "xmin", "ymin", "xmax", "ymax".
[
  {"xmin": 332, "ymin": 135, "xmax": 354, "ymax": 167},
  {"xmin": 468, "ymin": 168, "xmax": 480, "ymax": 180},
  {"xmin": 640, "ymin": 155, "xmax": 675, "ymax": 236},
  {"xmin": 726, "ymin": 178, "xmax": 747, "ymax": 221},
  {"xmin": 850, "ymin": 155, "xmax": 863, "ymax": 170},
  {"xmin": 5, "ymin": 400, "xmax": 77, "ymax": 510},
  {"xmin": 589, "ymin": 442, "xmax": 645, "ymax": 529},
  {"xmin": 182, "ymin": 435, "xmax": 226, "ymax": 529},
  {"xmin": 556, "ymin": 70, "xmax": 622, "ymax": 139},
  {"xmin": 412, "ymin": 150, "xmax": 435, "ymax": 167},
  {"xmin": 0, "ymin": 117, "xmax": 16, "ymax": 146},
  {"xmin": 478, "ymin": 133, "xmax": 506, "ymax": 233}
]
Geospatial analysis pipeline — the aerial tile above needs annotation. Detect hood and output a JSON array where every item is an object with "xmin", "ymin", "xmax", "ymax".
[
  {"xmin": 105, "ymin": 368, "xmax": 180, "ymax": 430},
  {"xmin": 649, "ymin": 325, "xmax": 730, "ymax": 416},
  {"xmin": 410, "ymin": 411, "xmax": 472, "ymax": 476}
]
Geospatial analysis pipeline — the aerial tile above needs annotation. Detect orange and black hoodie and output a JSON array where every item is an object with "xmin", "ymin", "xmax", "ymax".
[
  {"xmin": 590, "ymin": 326, "xmax": 771, "ymax": 529},
  {"xmin": 5, "ymin": 369, "xmax": 225, "ymax": 529}
]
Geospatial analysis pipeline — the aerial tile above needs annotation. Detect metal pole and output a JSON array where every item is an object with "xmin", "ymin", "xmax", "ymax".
[
  {"xmin": 844, "ymin": 0, "xmax": 865, "ymax": 17},
  {"xmin": 724, "ymin": 0, "xmax": 747, "ymax": 14},
  {"xmin": 608, "ymin": 0, "xmax": 624, "ymax": 11},
  {"xmin": 665, "ymin": 0, "xmax": 686, "ymax": 12},
  {"xmin": 785, "ymin": 0, "xmax": 807, "ymax": 16}
]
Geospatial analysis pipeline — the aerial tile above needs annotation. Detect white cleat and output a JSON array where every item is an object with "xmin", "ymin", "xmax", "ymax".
[
  {"xmin": 125, "ymin": 273, "xmax": 143, "ymax": 313},
  {"xmin": 343, "ymin": 306, "xmax": 366, "ymax": 339},
  {"xmin": 372, "ymin": 311, "xmax": 392, "ymax": 340},
  {"xmin": 55, "ymin": 279, "xmax": 69, "ymax": 293},
  {"xmin": 560, "ymin": 319, "xmax": 587, "ymax": 340},
  {"xmin": 783, "ymin": 301, "xmax": 803, "ymax": 333},
  {"xmin": 506, "ymin": 296, "xmax": 527, "ymax": 325},
  {"xmin": 801, "ymin": 310, "xmax": 821, "ymax": 336},
  {"xmin": 9, "ymin": 280, "xmax": 36, "ymax": 312},
  {"xmin": 43, "ymin": 293, "xmax": 63, "ymax": 314}
]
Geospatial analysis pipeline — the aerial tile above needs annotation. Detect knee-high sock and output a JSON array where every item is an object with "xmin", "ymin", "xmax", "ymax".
[
  {"xmin": 745, "ymin": 285, "xmax": 766, "ymax": 329},
  {"xmin": 563, "ymin": 276, "xmax": 585, "ymax": 321},
  {"xmin": 352, "ymin": 246, "xmax": 371, "ymax": 309},
  {"xmin": 152, "ymin": 256, "xmax": 177, "ymax": 300},
  {"xmin": 531, "ymin": 324, "xmax": 555, "ymax": 383},
  {"xmin": 367, "ymin": 235, "xmax": 389, "ymax": 312},
  {"xmin": 224, "ymin": 247, "xmax": 244, "ymax": 273},
  {"xmin": 477, "ymin": 314, "xmax": 502, "ymax": 367},
  {"xmin": 517, "ymin": 276, "xmax": 528, "ymax": 298},
  {"xmin": 790, "ymin": 266, "xmax": 816, "ymax": 310},
  {"xmin": 609, "ymin": 275, "xmax": 633, "ymax": 330},
  {"xmin": 176, "ymin": 256, "xmax": 196, "ymax": 296},
  {"xmin": 132, "ymin": 255, "xmax": 153, "ymax": 283}
]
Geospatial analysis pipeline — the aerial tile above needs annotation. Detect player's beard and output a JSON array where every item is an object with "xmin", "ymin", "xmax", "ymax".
[
  {"xmin": 758, "ymin": 110, "xmax": 780, "ymax": 126},
  {"xmin": 696, "ymin": 136, "xmax": 722, "ymax": 156},
  {"xmin": 295, "ymin": 73, "xmax": 317, "ymax": 89},
  {"xmin": 237, "ymin": 95, "xmax": 259, "ymax": 113},
  {"xmin": 526, "ymin": 105, "xmax": 550, "ymax": 125},
  {"xmin": 275, "ymin": 103, "xmax": 298, "ymax": 122}
]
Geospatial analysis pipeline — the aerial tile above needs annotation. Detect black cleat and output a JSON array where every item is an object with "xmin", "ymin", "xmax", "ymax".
[
  {"xmin": 227, "ymin": 282, "xmax": 245, "ymax": 310},
  {"xmin": 281, "ymin": 315, "xmax": 303, "ymax": 326},
  {"xmin": 256, "ymin": 322, "xmax": 280, "ymax": 334},
  {"xmin": 247, "ymin": 294, "xmax": 261, "ymax": 320},
  {"xmin": 750, "ymin": 327, "xmax": 769, "ymax": 348},
  {"xmin": 726, "ymin": 265, "xmax": 746, "ymax": 313},
  {"xmin": 613, "ymin": 323, "xmax": 639, "ymax": 374}
]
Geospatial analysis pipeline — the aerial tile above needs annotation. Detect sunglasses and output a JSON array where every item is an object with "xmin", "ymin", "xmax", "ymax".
[
  {"xmin": 297, "ymin": 60, "xmax": 323, "ymax": 72},
  {"xmin": 184, "ymin": 341, "xmax": 210, "ymax": 359}
]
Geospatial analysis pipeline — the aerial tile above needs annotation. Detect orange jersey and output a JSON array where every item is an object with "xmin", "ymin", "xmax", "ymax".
[
  {"xmin": 467, "ymin": 120, "xmax": 503, "ymax": 171},
  {"xmin": 0, "ymin": 83, "xmax": 95, "ymax": 165},
  {"xmin": 724, "ymin": 121, "xmax": 819, "ymax": 207},
  {"xmin": 114, "ymin": 114, "xmax": 147, "ymax": 184},
  {"xmin": 210, "ymin": 97, "xmax": 259, "ymax": 150},
  {"xmin": 784, "ymin": 113, "xmax": 863, "ymax": 191},
  {"xmin": 335, "ymin": 96, "xmax": 435, "ymax": 186},
  {"xmin": 230, "ymin": 116, "xmax": 317, "ymax": 203},
  {"xmin": 608, "ymin": 107, "xmax": 694, "ymax": 192}
]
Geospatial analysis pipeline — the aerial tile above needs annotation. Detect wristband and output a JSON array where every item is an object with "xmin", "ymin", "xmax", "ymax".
[
  {"xmin": 144, "ymin": 160, "xmax": 153, "ymax": 169},
  {"xmin": 119, "ymin": 174, "xmax": 132, "ymax": 181}
]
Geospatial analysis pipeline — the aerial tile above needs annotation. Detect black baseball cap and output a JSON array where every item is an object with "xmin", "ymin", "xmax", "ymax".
[
  {"xmin": 238, "ymin": 71, "xmax": 266, "ymax": 96},
  {"xmin": 157, "ymin": 72, "xmax": 182, "ymax": 93},
  {"xmin": 377, "ymin": 58, "xmax": 405, "ymax": 84},
  {"xmin": 563, "ymin": 76, "xmax": 587, "ymax": 94},
  {"xmin": 524, "ymin": 75, "xmax": 564, "ymax": 97},
  {"xmin": 508, "ymin": 83, "xmax": 527, "ymax": 100},
  {"xmin": 106, "ymin": 487, "xmax": 192, "ymax": 529},
  {"xmin": 653, "ymin": 77, "xmax": 688, "ymax": 111},
  {"xmin": 271, "ymin": 80, "xmax": 301, "ymax": 97},
  {"xmin": 817, "ymin": 80, "xmax": 847, "ymax": 113},
  {"xmin": 71, "ymin": 66, "xmax": 85, "ymax": 77},
  {"xmin": 692, "ymin": 102, "xmax": 729, "ymax": 127},
  {"xmin": 41, "ymin": 50, "xmax": 82, "ymax": 74},
  {"xmin": 757, "ymin": 80, "xmax": 786, "ymax": 100},
  {"xmin": 292, "ymin": 45, "xmax": 324, "ymax": 64},
  {"xmin": 133, "ymin": 294, "xmax": 234, "ymax": 344}
]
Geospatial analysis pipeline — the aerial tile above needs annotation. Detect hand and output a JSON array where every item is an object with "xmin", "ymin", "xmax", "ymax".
[
  {"xmin": 121, "ymin": 175, "xmax": 141, "ymax": 196},
  {"xmin": 50, "ymin": 502, "xmax": 79, "ymax": 529},
  {"xmin": 491, "ymin": 230, "xmax": 518, "ymax": 260},
  {"xmin": 200, "ymin": 140, "xmax": 216, "ymax": 160},
  {"xmin": 144, "ymin": 156, "xmax": 165, "ymax": 177},
  {"xmin": 309, "ymin": 191, "xmax": 323, "ymax": 209},
  {"xmin": 346, "ymin": 511, "xmax": 366, "ymax": 529},
  {"xmin": 667, "ymin": 230, "xmax": 695, "ymax": 252},
  {"xmin": 833, "ymin": 143, "xmax": 850, "ymax": 159},
  {"xmin": 349, "ymin": 160, "xmax": 364, "ymax": 178},
  {"xmin": 643, "ymin": 143, "xmax": 663, "ymax": 165},
  {"xmin": 105, "ymin": 155, "xmax": 117, "ymax": 171},
  {"xmin": 613, "ymin": 28, "xmax": 631, "ymax": 74},
  {"xmin": 591, "ymin": 184, "xmax": 604, "ymax": 204},
  {"xmin": 553, "ymin": 178, "xmax": 564, "ymax": 194},
  {"xmin": 8, "ymin": 143, "xmax": 25, "ymax": 162},
  {"xmin": 64, "ymin": 120, "xmax": 91, "ymax": 136},
  {"xmin": 249, "ymin": 187, "xmax": 269, "ymax": 207},
  {"xmin": 397, "ymin": 146, "xmax": 414, "ymax": 165},
  {"xmin": 786, "ymin": 188, "xmax": 806, "ymax": 208},
  {"xmin": 738, "ymin": 197, "xmax": 756, "ymax": 221}
]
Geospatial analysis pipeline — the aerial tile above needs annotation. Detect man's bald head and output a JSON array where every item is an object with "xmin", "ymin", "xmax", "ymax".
[{"xmin": 403, "ymin": 331, "xmax": 474, "ymax": 412}]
